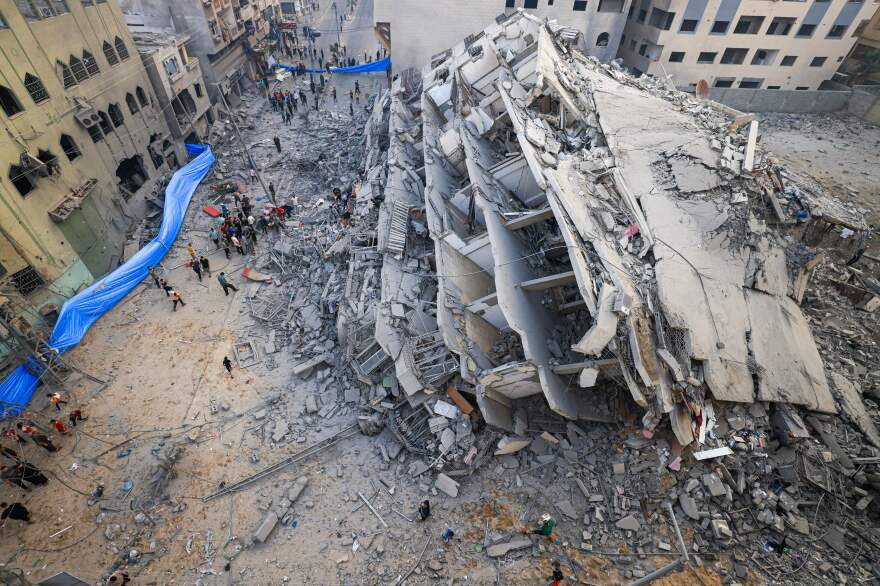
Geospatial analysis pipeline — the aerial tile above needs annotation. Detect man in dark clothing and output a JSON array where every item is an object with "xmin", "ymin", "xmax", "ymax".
[
  {"xmin": 309, "ymin": 76, "xmax": 316, "ymax": 93},
  {"xmin": 160, "ymin": 279, "xmax": 173, "ymax": 297},
  {"xmin": 1, "ymin": 502, "xmax": 31, "ymax": 523},
  {"xmin": 218, "ymin": 272, "xmax": 239, "ymax": 296},
  {"xmin": 222, "ymin": 356, "xmax": 234, "ymax": 378},
  {"xmin": 199, "ymin": 256, "xmax": 211, "ymax": 278},
  {"xmin": 68, "ymin": 409, "xmax": 86, "ymax": 427},
  {"xmin": 418, "ymin": 500, "xmax": 431, "ymax": 521},
  {"xmin": 273, "ymin": 135, "xmax": 282, "ymax": 153},
  {"xmin": 550, "ymin": 561, "xmax": 564, "ymax": 586},
  {"xmin": 349, "ymin": 102, "xmax": 354, "ymax": 116},
  {"xmin": 222, "ymin": 239, "xmax": 231, "ymax": 259},
  {"xmin": 148, "ymin": 266, "xmax": 161, "ymax": 288},
  {"xmin": 191, "ymin": 259, "xmax": 202, "ymax": 282},
  {"xmin": 332, "ymin": 87, "xmax": 337, "ymax": 102}
]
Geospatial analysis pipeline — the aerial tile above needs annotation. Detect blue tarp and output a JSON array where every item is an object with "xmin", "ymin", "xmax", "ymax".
[
  {"xmin": 0, "ymin": 144, "xmax": 215, "ymax": 417},
  {"xmin": 278, "ymin": 57, "xmax": 391, "ymax": 74}
]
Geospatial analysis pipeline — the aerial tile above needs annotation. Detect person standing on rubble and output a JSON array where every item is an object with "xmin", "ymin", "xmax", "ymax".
[
  {"xmin": 231, "ymin": 234, "xmax": 244, "ymax": 255},
  {"xmin": 222, "ymin": 356, "xmax": 234, "ymax": 378},
  {"xmin": 222, "ymin": 238, "xmax": 231, "ymax": 259},
  {"xmin": 309, "ymin": 76, "xmax": 316, "ymax": 94},
  {"xmin": 355, "ymin": 87, "xmax": 360, "ymax": 104},
  {"xmin": 159, "ymin": 278, "xmax": 173, "ymax": 297},
  {"xmin": 16, "ymin": 423, "xmax": 58, "ymax": 452},
  {"xmin": 170, "ymin": 290, "xmax": 186, "ymax": 311},
  {"xmin": 148, "ymin": 266, "xmax": 161, "ymax": 289},
  {"xmin": 530, "ymin": 513, "xmax": 555, "ymax": 538},
  {"xmin": 332, "ymin": 87, "xmax": 337, "ymax": 103},
  {"xmin": 418, "ymin": 500, "xmax": 431, "ymax": 521},
  {"xmin": 217, "ymin": 272, "xmax": 240, "ymax": 296},
  {"xmin": 191, "ymin": 258, "xmax": 203, "ymax": 282},
  {"xmin": 209, "ymin": 227, "xmax": 220, "ymax": 249},
  {"xmin": 549, "ymin": 561, "xmax": 564, "ymax": 586},
  {"xmin": 273, "ymin": 135, "xmax": 282, "ymax": 153},
  {"xmin": 199, "ymin": 256, "xmax": 211, "ymax": 278},
  {"xmin": 47, "ymin": 392, "xmax": 68, "ymax": 411}
]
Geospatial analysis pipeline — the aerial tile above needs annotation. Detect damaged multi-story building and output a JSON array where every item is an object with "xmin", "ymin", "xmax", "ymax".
[
  {"xmin": 0, "ymin": 0, "xmax": 184, "ymax": 368},
  {"xmin": 347, "ymin": 10, "xmax": 858, "ymax": 453},
  {"xmin": 120, "ymin": 0, "xmax": 281, "ymax": 105}
]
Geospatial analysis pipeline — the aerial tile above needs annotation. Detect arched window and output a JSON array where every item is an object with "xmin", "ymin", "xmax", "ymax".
[
  {"xmin": 103, "ymin": 41, "xmax": 119, "ymax": 66},
  {"xmin": 37, "ymin": 149, "xmax": 59, "ymax": 175},
  {"xmin": 596, "ymin": 32, "xmax": 610, "ymax": 47},
  {"xmin": 9, "ymin": 164, "xmax": 36, "ymax": 197},
  {"xmin": 57, "ymin": 61, "xmax": 77, "ymax": 89},
  {"xmin": 114, "ymin": 37, "xmax": 129, "ymax": 61},
  {"xmin": 136, "ymin": 86, "xmax": 148, "ymax": 107},
  {"xmin": 69, "ymin": 55, "xmax": 89, "ymax": 82},
  {"xmin": 0, "ymin": 85, "xmax": 24, "ymax": 117},
  {"xmin": 83, "ymin": 51, "xmax": 100, "ymax": 76},
  {"xmin": 98, "ymin": 110, "xmax": 113, "ymax": 134},
  {"xmin": 24, "ymin": 73, "xmax": 49, "ymax": 103},
  {"xmin": 60, "ymin": 134, "xmax": 81, "ymax": 161},
  {"xmin": 125, "ymin": 92, "xmax": 139, "ymax": 114},
  {"xmin": 108, "ymin": 103, "xmax": 124, "ymax": 127}
]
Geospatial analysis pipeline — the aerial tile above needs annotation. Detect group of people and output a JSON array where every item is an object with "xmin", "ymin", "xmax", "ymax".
[{"xmin": 0, "ymin": 392, "xmax": 86, "ymax": 527}]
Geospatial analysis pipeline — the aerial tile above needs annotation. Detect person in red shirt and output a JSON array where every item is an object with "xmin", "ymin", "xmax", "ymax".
[{"xmin": 49, "ymin": 419, "xmax": 70, "ymax": 435}]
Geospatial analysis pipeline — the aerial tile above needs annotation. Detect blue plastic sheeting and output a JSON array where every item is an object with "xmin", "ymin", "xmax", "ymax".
[
  {"xmin": 278, "ymin": 57, "xmax": 391, "ymax": 74},
  {"xmin": 0, "ymin": 144, "xmax": 215, "ymax": 417}
]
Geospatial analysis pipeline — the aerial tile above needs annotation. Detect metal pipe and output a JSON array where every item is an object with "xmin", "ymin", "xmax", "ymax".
[{"xmin": 628, "ymin": 502, "xmax": 689, "ymax": 586}]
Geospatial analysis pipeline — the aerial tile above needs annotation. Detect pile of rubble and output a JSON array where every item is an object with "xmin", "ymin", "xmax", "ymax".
[{"xmin": 311, "ymin": 10, "xmax": 879, "ymax": 583}]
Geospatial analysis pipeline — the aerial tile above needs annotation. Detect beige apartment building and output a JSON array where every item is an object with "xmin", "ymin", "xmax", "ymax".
[
  {"xmin": 0, "ymin": 0, "xmax": 181, "ymax": 344},
  {"xmin": 121, "ymin": 0, "xmax": 281, "ymax": 105},
  {"xmin": 374, "ymin": 0, "xmax": 632, "ymax": 73},
  {"xmin": 618, "ymin": 0, "xmax": 877, "ymax": 90},
  {"xmin": 132, "ymin": 32, "xmax": 215, "ymax": 148}
]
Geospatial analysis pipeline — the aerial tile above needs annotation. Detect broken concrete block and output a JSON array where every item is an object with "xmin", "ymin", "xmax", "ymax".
[
  {"xmin": 486, "ymin": 536, "xmax": 532, "ymax": 558},
  {"xmin": 494, "ymin": 436, "xmax": 531, "ymax": 455},
  {"xmin": 612, "ymin": 462, "xmax": 626, "ymax": 475},
  {"xmin": 710, "ymin": 519, "xmax": 732, "ymax": 541},
  {"xmin": 288, "ymin": 476, "xmax": 309, "ymax": 503},
  {"xmin": 702, "ymin": 473, "xmax": 726, "ymax": 498},
  {"xmin": 556, "ymin": 500, "xmax": 577, "ymax": 519},
  {"xmin": 428, "ymin": 416, "xmax": 449, "ymax": 433},
  {"xmin": 434, "ymin": 473, "xmax": 460, "ymax": 498},
  {"xmin": 433, "ymin": 400, "xmax": 459, "ymax": 419},
  {"xmin": 679, "ymin": 494, "xmax": 700, "ymax": 520},
  {"xmin": 344, "ymin": 387, "xmax": 361, "ymax": 403},
  {"xmin": 579, "ymin": 367, "xmax": 599, "ymax": 388},
  {"xmin": 615, "ymin": 515, "xmax": 640, "ymax": 532},
  {"xmin": 252, "ymin": 511, "xmax": 279, "ymax": 544},
  {"xmin": 304, "ymin": 395, "xmax": 319, "ymax": 414}
]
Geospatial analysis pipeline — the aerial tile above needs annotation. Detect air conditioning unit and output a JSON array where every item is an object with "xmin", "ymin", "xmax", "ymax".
[{"xmin": 74, "ymin": 108, "xmax": 101, "ymax": 129}]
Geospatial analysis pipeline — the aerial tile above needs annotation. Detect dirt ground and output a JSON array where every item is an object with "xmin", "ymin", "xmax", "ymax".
[{"xmin": 759, "ymin": 112, "xmax": 880, "ymax": 223}]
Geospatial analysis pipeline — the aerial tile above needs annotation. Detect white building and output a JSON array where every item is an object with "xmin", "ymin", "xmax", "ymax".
[
  {"xmin": 617, "ymin": 0, "xmax": 877, "ymax": 90},
  {"xmin": 374, "ymin": 0, "xmax": 632, "ymax": 73}
]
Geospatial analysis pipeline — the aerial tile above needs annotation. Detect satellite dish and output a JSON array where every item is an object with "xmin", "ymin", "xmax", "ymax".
[{"xmin": 696, "ymin": 79, "xmax": 710, "ymax": 99}]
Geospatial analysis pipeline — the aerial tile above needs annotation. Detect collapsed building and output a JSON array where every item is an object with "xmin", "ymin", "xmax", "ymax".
[{"xmin": 341, "ymin": 10, "xmax": 872, "ymax": 457}]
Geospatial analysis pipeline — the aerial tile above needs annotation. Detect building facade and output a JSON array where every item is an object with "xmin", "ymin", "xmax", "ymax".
[
  {"xmin": 839, "ymin": 3, "xmax": 880, "ymax": 85},
  {"xmin": 121, "ymin": 0, "xmax": 280, "ymax": 105},
  {"xmin": 618, "ymin": 0, "xmax": 877, "ymax": 90},
  {"xmin": 0, "ymin": 0, "xmax": 181, "ymax": 345},
  {"xmin": 374, "ymin": 0, "xmax": 632, "ymax": 73},
  {"xmin": 132, "ymin": 33, "xmax": 215, "ymax": 147}
]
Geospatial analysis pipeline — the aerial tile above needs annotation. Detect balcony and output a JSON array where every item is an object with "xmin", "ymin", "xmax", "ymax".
[
  {"xmin": 186, "ymin": 57, "xmax": 200, "ymax": 72},
  {"xmin": 48, "ymin": 178, "xmax": 98, "ymax": 222}
]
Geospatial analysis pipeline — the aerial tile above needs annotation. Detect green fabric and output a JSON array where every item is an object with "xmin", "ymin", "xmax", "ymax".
[
  {"xmin": 539, "ymin": 519, "xmax": 555, "ymax": 535},
  {"xmin": 218, "ymin": 275, "xmax": 228, "ymax": 286}
]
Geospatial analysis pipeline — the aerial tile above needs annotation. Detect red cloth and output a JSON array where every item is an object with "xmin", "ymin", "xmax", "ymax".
[{"xmin": 52, "ymin": 421, "xmax": 68, "ymax": 433}]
